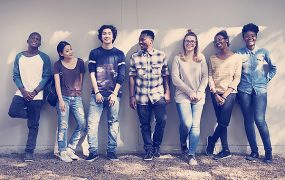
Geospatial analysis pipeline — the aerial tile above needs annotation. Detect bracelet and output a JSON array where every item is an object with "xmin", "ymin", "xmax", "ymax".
[
  {"xmin": 129, "ymin": 95, "xmax": 135, "ymax": 99},
  {"xmin": 34, "ymin": 89, "xmax": 38, "ymax": 95},
  {"xmin": 95, "ymin": 91, "xmax": 100, "ymax": 95},
  {"xmin": 112, "ymin": 92, "xmax": 118, "ymax": 96}
]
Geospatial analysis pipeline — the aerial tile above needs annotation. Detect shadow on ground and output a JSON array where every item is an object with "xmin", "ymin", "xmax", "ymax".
[{"xmin": 0, "ymin": 153, "xmax": 284, "ymax": 179}]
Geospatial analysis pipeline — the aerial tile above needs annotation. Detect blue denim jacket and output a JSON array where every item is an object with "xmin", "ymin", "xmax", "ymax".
[{"xmin": 237, "ymin": 47, "xmax": 277, "ymax": 94}]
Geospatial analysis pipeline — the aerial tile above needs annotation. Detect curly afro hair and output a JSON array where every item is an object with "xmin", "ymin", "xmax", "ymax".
[{"xmin": 242, "ymin": 23, "xmax": 259, "ymax": 37}]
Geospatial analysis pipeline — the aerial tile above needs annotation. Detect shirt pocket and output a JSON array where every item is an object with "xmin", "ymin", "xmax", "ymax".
[
  {"xmin": 256, "ymin": 54, "xmax": 265, "ymax": 70},
  {"xmin": 136, "ymin": 65, "xmax": 147, "ymax": 78},
  {"xmin": 151, "ymin": 63, "xmax": 162, "ymax": 76},
  {"xmin": 241, "ymin": 57, "xmax": 249, "ymax": 73}
]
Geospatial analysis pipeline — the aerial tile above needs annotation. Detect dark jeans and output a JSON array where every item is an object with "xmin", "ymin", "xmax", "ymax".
[
  {"xmin": 137, "ymin": 98, "xmax": 167, "ymax": 152},
  {"xmin": 8, "ymin": 95, "xmax": 43, "ymax": 153},
  {"xmin": 237, "ymin": 91, "xmax": 272, "ymax": 153},
  {"xmin": 211, "ymin": 93, "xmax": 236, "ymax": 151}
]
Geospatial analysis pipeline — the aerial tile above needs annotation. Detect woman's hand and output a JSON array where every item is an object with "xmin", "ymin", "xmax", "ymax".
[
  {"xmin": 215, "ymin": 94, "xmax": 225, "ymax": 106},
  {"xmin": 164, "ymin": 92, "xmax": 171, "ymax": 103},
  {"xmin": 189, "ymin": 93, "xmax": 198, "ymax": 101},
  {"xmin": 196, "ymin": 92, "xmax": 203, "ymax": 102}
]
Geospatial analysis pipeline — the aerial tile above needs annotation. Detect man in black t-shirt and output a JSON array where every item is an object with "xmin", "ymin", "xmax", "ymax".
[{"xmin": 86, "ymin": 25, "xmax": 125, "ymax": 161}]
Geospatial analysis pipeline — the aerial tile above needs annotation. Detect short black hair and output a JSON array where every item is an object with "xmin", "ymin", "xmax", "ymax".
[
  {"xmin": 57, "ymin": 41, "xmax": 71, "ymax": 60},
  {"xmin": 215, "ymin": 30, "xmax": 230, "ymax": 46},
  {"xmin": 28, "ymin": 32, "xmax": 41, "ymax": 39},
  {"xmin": 140, "ymin": 30, "xmax": 155, "ymax": 40},
  {"xmin": 242, "ymin": 23, "xmax": 259, "ymax": 37},
  {"xmin": 98, "ymin": 25, "xmax": 117, "ymax": 43}
]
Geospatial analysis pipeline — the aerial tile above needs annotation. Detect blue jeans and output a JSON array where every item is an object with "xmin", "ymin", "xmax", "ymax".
[
  {"xmin": 56, "ymin": 96, "xmax": 86, "ymax": 152},
  {"xmin": 237, "ymin": 91, "xmax": 272, "ymax": 153},
  {"xmin": 137, "ymin": 98, "xmax": 167, "ymax": 152},
  {"xmin": 8, "ymin": 95, "xmax": 43, "ymax": 153},
  {"xmin": 176, "ymin": 102, "xmax": 204, "ymax": 155},
  {"xmin": 211, "ymin": 93, "xmax": 236, "ymax": 151},
  {"xmin": 87, "ymin": 94, "xmax": 120, "ymax": 154}
]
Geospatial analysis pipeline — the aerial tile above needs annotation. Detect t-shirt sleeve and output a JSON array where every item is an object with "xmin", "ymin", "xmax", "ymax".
[
  {"xmin": 79, "ymin": 59, "xmax": 85, "ymax": 73},
  {"xmin": 116, "ymin": 51, "xmax": 126, "ymax": 85},
  {"xmin": 88, "ymin": 50, "xmax": 96, "ymax": 73},
  {"xmin": 54, "ymin": 61, "xmax": 60, "ymax": 74}
]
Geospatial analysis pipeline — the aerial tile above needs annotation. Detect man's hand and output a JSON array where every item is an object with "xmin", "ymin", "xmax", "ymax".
[
  {"xmin": 108, "ymin": 93, "xmax": 117, "ymax": 107},
  {"xmin": 129, "ymin": 96, "xmax": 137, "ymax": 109},
  {"xmin": 95, "ymin": 92, "xmax": 104, "ymax": 103},
  {"xmin": 20, "ymin": 89, "xmax": 33, "ymax": 101}
]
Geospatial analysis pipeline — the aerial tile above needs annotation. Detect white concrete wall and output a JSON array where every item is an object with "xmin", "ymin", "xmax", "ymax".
[{"xmin": 1, "ymin": 0, "xmax": 285, "ymax": 155}]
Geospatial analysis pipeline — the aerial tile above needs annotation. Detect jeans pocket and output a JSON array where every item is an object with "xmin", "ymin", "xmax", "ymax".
[{"xmin": 155, "ymin": 97, "xmax": 166, "ymax": 105}]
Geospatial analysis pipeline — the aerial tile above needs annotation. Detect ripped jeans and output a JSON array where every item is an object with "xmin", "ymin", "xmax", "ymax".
[{"xmin": 57, "ymin": 96, "xmax": 86, "ymax": 152}]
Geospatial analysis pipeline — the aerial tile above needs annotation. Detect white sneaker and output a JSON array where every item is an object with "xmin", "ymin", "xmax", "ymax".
[
  {"xmin": 188, "ymin": 155, "xmax": 198, "ymax": 166},
  {"xmin": 66, "ymin": 148, "xmax": 80, "ymax": 160},
  {"xmin": 59, "ymin": 151, "xmax": 73, "ymax": 163}
]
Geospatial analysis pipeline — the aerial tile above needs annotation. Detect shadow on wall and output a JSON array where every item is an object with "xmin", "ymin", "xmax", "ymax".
[{"xmin": 2, "ymin": 26, "xmax": 285, "ymax": 153}]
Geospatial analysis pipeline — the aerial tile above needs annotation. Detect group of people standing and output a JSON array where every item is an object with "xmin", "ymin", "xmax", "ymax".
[{"xmin": 8, "ymin": 23, "xmax": 276, "ymax": 166}]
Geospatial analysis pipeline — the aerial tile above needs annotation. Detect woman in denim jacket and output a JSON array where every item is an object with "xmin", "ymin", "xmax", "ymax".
[
  {"xmin": 237, "ymin": 23, "xmax": 277, "ymax": 163},
  {"xmin": 54, "ymin": 41, "xmax": 86, "ymax": 162}
]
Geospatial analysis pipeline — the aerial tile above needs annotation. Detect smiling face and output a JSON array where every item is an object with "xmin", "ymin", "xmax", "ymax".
[
  {"xmin": 243, "ymin": 30, "xmax": 257, "ymax": 49},
  {"xmin": 139, "ymin": 34, "xmax": 153, "ymax": 51},
  {"xmin": 101, "ymin": 28, "xmax": 113, "ymax": 45},
  {"xmin": 214, "ymin": 35, "xmax": 227, "ymax": 50},
  {"xmin": 184, "ymin": 35, "xmax": 197, "ymax": 53},
  {"xmin": 60, "ymin": 45, "xmax": 74, "ymax": 60},
  {"xmin": 27, "ymin": 33, "xmax": 41, "ymax": 49}
]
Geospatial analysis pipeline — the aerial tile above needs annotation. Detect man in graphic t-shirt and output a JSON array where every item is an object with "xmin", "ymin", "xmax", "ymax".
[
  {"xmin": 86, "ymin": 25, "xmax": 126, "ymax": 162},
  {"xmin": 8, "ymin": 32, "xmax": 52, "ymax": 162}
]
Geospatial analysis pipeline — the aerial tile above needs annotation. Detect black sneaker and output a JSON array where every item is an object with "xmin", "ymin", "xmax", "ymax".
[
  {"xmin": 245, "ymin": 152, "xmax": 259, "ymax": 162},
  {"xmin": 263, "ymin": 151, "xmax": 273, "ymax": 164},
  {"xmin": 213, "ymin": 150, "xmax": 232, "ymax": 160},
  {"xmin": 153, "ymin": 147, "xmax": 161, "ymax": 158},
  {"xmin": 85, "ymin": 152, "xmax": 99, "ymax": 162},
  {"xmin": 24, "ymin": 152, "xmax": 34, "ymax": 162},
  {"xmin": 143, "ymin": 151, "xmax": 153, "ymax": 161},
  {"xmin": 107, "ymin": 152, "xmax": 119, "ymax": 161},
  {"xmin": 205, "ymin": 136, "xmax": 214, "ymax": 156}
]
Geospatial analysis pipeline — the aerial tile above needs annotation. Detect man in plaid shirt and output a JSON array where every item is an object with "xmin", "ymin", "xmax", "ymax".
[{"xmin": 129, "ymin": 30, "xmax": 170, "ymax": 161}]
